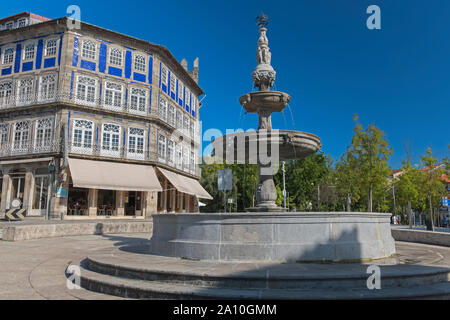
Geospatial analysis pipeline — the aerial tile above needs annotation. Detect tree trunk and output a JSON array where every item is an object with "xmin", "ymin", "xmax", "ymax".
[
  {"xmin": 429, "ymin": 194, "xmax": 435, "ymax": 231},
  {"xmin": 368, "ymin": 183, "xmax": 373, "ymax": 212},
  {"xmin": 408, "ymin": 198, "xmax": 412, "ymax": 229}
]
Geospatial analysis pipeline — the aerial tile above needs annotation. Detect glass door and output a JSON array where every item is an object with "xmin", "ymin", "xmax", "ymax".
[{"xmin": 33, "ymin": 175, "xmax": 49, "ymax": 215}]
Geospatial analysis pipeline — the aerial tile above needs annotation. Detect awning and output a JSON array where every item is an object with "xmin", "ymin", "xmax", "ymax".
[
  {"xmin": 68, "ymin": 158, "xmax": 162, "ymax": 192},
  {"xmin": 157, "ymin": 167, "xmax": 213, "ymax": 200}
]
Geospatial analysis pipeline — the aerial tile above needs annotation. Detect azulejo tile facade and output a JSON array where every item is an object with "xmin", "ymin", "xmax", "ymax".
[{"xmin": 0, "ymin": 12, "xmax": 211, "ymax": 220}]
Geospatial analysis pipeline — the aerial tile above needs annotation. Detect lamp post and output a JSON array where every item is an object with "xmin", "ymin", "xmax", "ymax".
[{"xmin": 46, "ymin": 162, "xmax": 55, "ymax": 220}]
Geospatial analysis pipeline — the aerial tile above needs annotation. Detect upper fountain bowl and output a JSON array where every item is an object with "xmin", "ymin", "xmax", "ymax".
[{"xmin": 239, "ymin": 91, "xmax": 291, "ymax": 113}]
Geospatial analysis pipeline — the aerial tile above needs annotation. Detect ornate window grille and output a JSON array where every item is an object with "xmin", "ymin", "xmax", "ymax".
[
  {"xmin": 127, "ymin": 127, "xmax": 145, "ymax": 160},
  {"xmin": 178, "ymin": 82, "xmax": 183, "ymax": 100},
  {"xmin": 3, "ymin": 48, "xmax": 14, "ymax": 64},
  {"xmin": 109, "ymin": 47, "xmax": 123, "ymax": 66},
  {"xmin": 45, "ymin": 39, "xmax": 57, "ymax": 56},
  {"xmin": 75, "ymin": 75, "xmax": 97, "ymax": 106},
  {"xmin": 38, "ymin": 74, "xmax": 57, "ymax": 102},
  {"xmin": 158, "ymin": 133, "xmax": 166, "ymax": 162},
  {"xmin": 72, "ymin": 119, "xmax": 93, "ymax": 154},
  {"xmin": 167, "ymin": 139, "xmax": 175, "ymax": 165},
  {"xmin": 168, "ymin": 104, "xmax": 175, "ymax": 127},
  {"xmin": 134, "ymin": 54, "xmax": 146, "ymax": 72},
  {"xmin": 183, "ymin": 115, "xmax": 189, "ymax": 135},
  {"xmin": 13, "ymin": 121, "xmax": 30, "ymax": 154},
  {"xmin": 0, "ymin": 123, "xmax": 9, "ymax": 154},
  {"xmin": 104, "ymin": 81, "xmax": 123, "ymax": 111},
  {"xmin": 129, "ymin": 87, "xmax": 147, "ymax": 115},
  {"xmin": 23, "ymin": 43, "xmax": 35, "ymax": 60},
  {"xmin": 189, "ymin": 119, "xmax": 194, "ymax": 139},
  {"xmin": 101, "ymin": 123, "xmax": 121, "ymax": 158},
  {"xmin": 81, "ymin": 40, "xmax": 97, "ymax": 60},
  {"xmin": 183, "ymin": 146, "xmax": 189, "ymax": 171},
  {"xmin": 185, "ymin": 88, "xmax": 191, "ymax": 106},
  {"xmin": 34, "ymin": 118, "xmax": 53, "ymax": 152},
  {"xmin": 159, "ymin": 97, "xmax": 167, "ymax": 122},
  {"xmin": 0, "ymin": 81, "xmax": 13, "ymax": 107},
  {"xmin": 16, "ymin": 78, "xmax": 34, "ymax": 105},
  {"xmin": 190, "ymin": 150, "xmax": 195, "ymax": 173}
]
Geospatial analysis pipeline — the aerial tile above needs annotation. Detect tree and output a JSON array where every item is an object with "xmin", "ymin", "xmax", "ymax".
[
  {"xmin": 336, "ymin": 118, "xmax": 393, "ymax": 212},
  {"xmin": 419, "ymin": 148, "xmax": 446, "ymax": 230},
  {"xmin": 394, "ymin": 160, "xmax": 420, "ymax": 229}
]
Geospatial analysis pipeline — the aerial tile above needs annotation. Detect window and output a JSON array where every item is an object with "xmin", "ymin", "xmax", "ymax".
[
  {"xmin": 129, "ymin": 87, "xmax": 147, "ymax": 115},
  {"xmin": 3, "ymin": 48, "xmax": 14, "ymax": 64},
  {"xmin": 167, "ymin": 139, "xmax": 174, "ymax": 165},
  {"xmin": 183, "ymin": 146, "xmax": 189, "ymax": 170},
  {"xmin": 170, "ymin": 74, "xmax": 176, "ymax": 93},
  {"xmin": 34, "ymin": 118, "xmax": 53, "ymax": 152},
  {"xmin": 178, "ymin": 82, "xmax": 183, "ymax": 100},
  {"xmin": 176, "ymin": 144, "xmax": 182, "ymax": 169},
  {"xmin": 38, "ymin": 74, "xmax": 57, "ymax": 102},
  {"xmin": 190, "ymin": 119, "xmax": 194, "ymax": 139},
  {"xmin": 13, "ymin": 121, "xmax": 30, "ymax": 153},
  {"xmin": 0, "ymin": 123, "xmax": 9, "ymax": 150},
  {"xmin": 45, "ymin": 39, "xmax": 57, "ymax": 56},
  {"xmin": 127, "ymin": 127, "xmax": 145, "ymax": 160},
  {"xmin": 18, "ymin": 18, "xmax": 27, "ymax": 28},
  {"xmin": 23, "ymin": 43, "xmax": 35, "ymax": 60},
  {"xmin": 176, "ymin": 109, "xmax": 182, "ymax": 130},
  {"xmin": 5, "ymin": 22, "xmax": 13, "ymax": 30},
  {"xmin": 161, "ymin": 65, "xmax": 168, "ymax": 85},
  {"xmin": 109, "ymin": 48, "xmax": 122, "ymax": 66},
  {"xmin": 72, "ymin": 119, "xmax": 94, "ymax": 154},
  {"xmin": 76, "ymin": 75, "xmax": 97, "ymax": 105},
  {"xmin": 190, "ymin": 151, "xmax": 195, "ymax": 173},
  {"xmin": 81, "ymin": 40, "xmax": 96, "ymax": 60},
  {"xmin": 0, "ymin": 81, "xmax": 13, "ymax": 107},
  {"xmin": 103, "ymin": 81, "xmax": 123, "ymax": 111},
  {"xmin": 183, "ymin": 115, "xmax": 189, "ymax": 134},
  {"xmin": 168, "ymin": 104, "xmax": 175, "ymax": 127},
  {"xmin": 192, "ymin": 96, "xmax": 197, "ymax": 113},
  {"xmin": 185, "ymin": 88, "xmax": 191, "ymax": 105},
  {"xmin": 134, "ymin": 54, "xmax": 146, "ymax": 72},
  {"xmin": 101, "ymin": 123, "xmax": 121, "ymax": 157},
  {"xmin": 159, "ymin": 97, "xmax": 167, "ymax": 121},
  {"xmin": 17, "ymin": 78, "xmax": 34, "ymax": 105},
  {"xmin": 158, "ymin": 133, "xmax": 166, "ymax": 161}
]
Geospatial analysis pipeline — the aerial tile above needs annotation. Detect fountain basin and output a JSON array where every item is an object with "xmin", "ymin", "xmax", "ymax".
[
  {"xmin": 239, "ymin": 91, "xmax": 291, "ymax": 113},
  {"xmin": 149, "ymin": 212, "xmax": 396, "ymax": 262},
  {"xmin": 212, "ymin": 129, "xmax": 322, "ymax": 162}
]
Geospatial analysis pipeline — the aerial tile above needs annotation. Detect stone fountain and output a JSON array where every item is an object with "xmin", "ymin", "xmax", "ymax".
[{"xmin": 148, "ymin": 14, "xmax": 395, "ymax": 263}]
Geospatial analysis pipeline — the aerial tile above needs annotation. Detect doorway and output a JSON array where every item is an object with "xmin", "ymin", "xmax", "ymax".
[{"xmin": 125, "ymin": 191, "xmax": 141, "ymax": 216}]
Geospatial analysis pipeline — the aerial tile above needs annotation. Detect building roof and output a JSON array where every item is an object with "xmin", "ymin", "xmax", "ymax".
[{"xmin": 0, "ymin": 12, "xmax": 50, "ymax": 24}]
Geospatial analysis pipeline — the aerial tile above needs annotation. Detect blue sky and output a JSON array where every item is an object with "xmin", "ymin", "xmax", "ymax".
[{"xmin": 4, "ymin": 0, "xmax": 449, "ymax": 168}]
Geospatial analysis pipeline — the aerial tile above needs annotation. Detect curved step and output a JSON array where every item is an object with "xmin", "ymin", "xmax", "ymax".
[
  {"xmin": 78, "ymin": 263, "xmax": 450, "ymax": 300},
  {"xmin": 84, "ymin": 254, "xmax": 450, "ymax": 291}
]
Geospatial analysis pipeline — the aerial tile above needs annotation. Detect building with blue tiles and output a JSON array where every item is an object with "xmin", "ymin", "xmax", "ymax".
[{"xmin": 0, "ymin": 12, "xmax": 212, "ymax": 220}]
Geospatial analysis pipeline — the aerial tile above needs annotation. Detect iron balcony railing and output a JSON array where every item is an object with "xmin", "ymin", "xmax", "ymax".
[
  {"xmin": 0, "ymin": 90, "xmax": 201, "ymax": 145},
  {"xmin": 0, "ymin": 138, "xmax": 62, "ymax": 157}
]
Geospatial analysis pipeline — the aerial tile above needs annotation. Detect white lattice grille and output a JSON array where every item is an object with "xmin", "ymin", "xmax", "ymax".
[
  {"xmin": 127, "ymin": 127, "xmax": 145, "ymax": 160},
  {"xmin": 24, "ymin": 43, "xmax": 35, "ymax": 60},
  {"xmin": 159, "ymin": 97, "xmax": 167, "ymax": 121},
  {"xmin": 104, "ymin": 82, "xmax": 123, "ymax": 111},
  {"xmin": 0, "ymin": 81, "xmax": 13, "ymax": 107},
  {"xmin": 129, "ymin": 87, "xmax": 146, "ymax": 114},
  {"xmin": 134, "ymin": 54, "xmax": 146, "ymax": 72},
  {"xmin": 3, "ymin": 48, "xmax": 14, "ymax": 64},
  {"xmin": 35, "ymin": 118, "xmax": 53, "ymax": 151},
  {"xmin": 109, "ymin": 48, "xmax": 123, "ymax": 66},
  {"xmin": 13, "ymin": 121, "xmax": 30, "ymax": 153},
  {"xmin": 168, "ymin": 104, "xmax": 175, "ymax": 127},
  {"xmin": 76, "ymin": 76, "xmax": 97, "ymax": 105},
  {"xmin": 39, "ymin": 74, "xmax": 56, "ymax": 102},
  {"xmin": 101, "ymin": 123, "xmax": 120, "ymax": 157},
  {"xmin": 17, "ymin": 78, "xmax": 34, "ymax": 105},
  {"xmin": 82, "ymin": 40, "xmax": 96, "ymax": 60},
  {"xmin": 158, "ymin": 133, "xmax": 166, "ymax": 161},
  {"xmin": 45, "ymin": 39, "xmax": 57, "ymax": 56},
  {"xmin": 72, "ymin": 119, "xmax": 93, "ymax": 154}
]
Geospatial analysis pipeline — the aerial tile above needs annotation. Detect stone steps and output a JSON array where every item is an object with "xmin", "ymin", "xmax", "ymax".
[{"xmin": 77, "ymin": 255, "xmax": 450, "ymax": 299}]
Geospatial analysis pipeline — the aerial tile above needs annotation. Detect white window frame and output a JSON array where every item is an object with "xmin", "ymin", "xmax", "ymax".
[
  {"xmin": 23, "ymin": 42, "xmax": 35, "ymax": 61},
  {"xmin": 2, "ymin": 47, "xmax": 15, "ymax": 65},
  {"xmin": 178, "ymin": 82, "xmax": 183, "ymax": 101},
  {"xmin": 176, "ymin": 109, "xmax": 182, "ymax": 130},
  {"xmin": 17, "ymin": 18, "xmax": 27, "ymax": 28},
  {"xmin": 129, "ymin": 87, "xmax": 147, "ymax": 115},
  {"xmin": 183, "ymin": 115, "xmax": 189, "ymax": 135},
  {"xmin": 158, "ymin": 133, "xmax": 166, "ymax": 163},
  {"xmin": 12, "ymin": 120, "xmax": 30, "ymax": 153},
  {"xmin": 100, "ymin": 123, "xmax": 121, "ymax": 158},
  {"xmin": 167, "ymin": 139, "xmax": 175, "ymax": 165},
  {"xmin": 81, "ymin": 39, "xmax": 97, "ymax": 60},
  {"xmin": 159, "ymin": 97, "xmax": 167, "ymax": 122},
  {"xmin": 16, "ymin": 78, "xmax": 34, "ymax": 106},
  {"xmin": 5, "ymin": 22, "xmax": 13, "ymax": 30},
  {"xmin": 190, "ymin": 150, "xmax": 195, "ymax": 174},
  {"xmin": 71, "ymin": 119, "xmax": 94, "ymax": 155},
  {"xmin": 38, "ymin": 74, "xmax": 57, "ymax": 102},
  {"xmin": 109, "ymin": 47, "xmax": 123, "ymax": 66},
  {"xmin": 44, "ymin": 38, "xmax": 58, "ymax": 56},
  {"xmin": 161, "ymin": 64, "xmax": 168, "ymax": 85},
  {"xmin": 176, "ymin": 144, "xmax": 183, "ymax": 169},
  {"xmin": 34, "ymin": 118, "xmax": 53, "ymax": 153},
  {"xmin": 134, "ymin": 54, "xmax": 146, "ymax": 72},
  {"xmin": 0, "ymin": 81, "xmax": 13, "ymax": 108},
  {"xmin": 0, "ymin": 123, "xmax": 9, "ymax": 152},
  {"xmin": 185, "ymin": 88, "xmax": 191, "ymax": 106},
  {"xmin": 127, "ymin": 127, "xmax": 145, "ymax": 160},
  {"xmin": 183, "ymin": 145, "xmax": 189, "ymax": 172},
  {"xmin": 103, "ymin": 81, "xmax": 123, "ymax": 111},
  {"xmin": 170, "ymin": 74, "xmax": 176, "ymax": 94},
  {"xmin": 168, "ymin": 103, "xmax": 175, "ymax": 127},
  {"xmin": 75, "ymin": 75, "xmax": 97, "ymax": 106}
]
